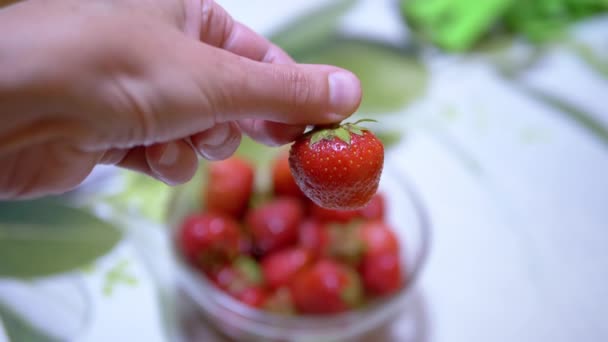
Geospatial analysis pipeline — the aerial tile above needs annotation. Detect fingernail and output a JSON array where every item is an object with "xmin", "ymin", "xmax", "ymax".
[
  {"xmin": 159, "ymin": 142, "xmax": 179, "ymax": 167},
  {"xmin": 328, "ymin": 71, "xmax": 361, "ymax": 116}
]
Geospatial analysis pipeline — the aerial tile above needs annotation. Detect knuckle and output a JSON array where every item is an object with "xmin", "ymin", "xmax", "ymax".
[
  {"xmin": 110, "ymin": 77, "xmax": 156, "ymax": 145},
  {"xmin": 201, "ymin": 0, "xmax": 235, "ymax": 47},
  {"xmin": 218, "ymin": 12, "xmax": 235, "ymax": 48}
]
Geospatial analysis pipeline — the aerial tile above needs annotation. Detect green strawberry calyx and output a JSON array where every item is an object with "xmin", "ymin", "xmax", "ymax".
[
  {"xmin": 327, "ymin": 222, "xmax": 365, "ymax": 264},
  {"xmin": 233, "ymin": 256, "xmax": 264, "ymax": 285},
  {"xmin": 309, "ymin": 119, "xmax": 377, "ymax": 146},
  {"xmin": 339, "ymin": 268, "xmax": 363, "ymax": 308}
]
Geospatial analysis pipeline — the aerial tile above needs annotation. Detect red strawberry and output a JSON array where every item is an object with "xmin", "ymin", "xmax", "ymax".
[
  {"xmin": 358, "ymin": 220, "xmax": 399, "ymax": 256},
  {"xmin": 299, "ymin": 219, "xmax": 363, "ymax": 263},
  {"xmin": 289, "ymin": 120, "xmax": 384, "ymax": 210},
  {"xmin": 309, "ymin": 192, "xmax": 386, "ymax": 223},
  {"xmin": 245, "ymin": 197, "xmax": 304, "ymax": 256},
  {"xmin": 238, "ymin": 234, "xmax": 254, "ymax": 256},
  {"xmin": 290, "ymin": 260, "xmax": 363, "ymax": 314},
  {"xmin": 310, "ymin": 202, "xmax": 360, "ymax": 223},
  {"xmin": 236, "ymin": 287, "xmax": 268, "ymax": 308},
  {"xmin": 210, "ymin": 256, "xmax": 264, "ymax": 295},
  {"xmin": 261, "ymin": 247, "xmax": 313, "ymax": 289},
  {"xmin": 210, "ymin": 264, "xmax": 240, "ymax": 290},
  {"xmin": 264, "ymin": 287, "xmax": 296, "ymax": 315},
  {"xmin": 360, "ymin": 252, "xmax": 404, "ymax": 296},
  {"xmin": 272, "ymin": 151, "xmax": 305, "ymax": 199},
  {"xmin": 204, "ymin": 157, "xmax": 255, "ymax": 218},
  {"xmin": 358, "ymin": 192, "xmax": 386, "ymax": 221},
  {"xmin": 326, "ymin": 223, "xmax": 365, "ymax": 265},
  {"xmin": 298, "ymin": 219, "xmax": 331, "ymax": 257},
  {"xmin": 178, "ymin": 213, "xmax": 241, "ymax": 269}
]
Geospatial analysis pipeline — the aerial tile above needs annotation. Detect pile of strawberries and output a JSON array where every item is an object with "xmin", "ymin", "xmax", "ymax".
[{"xmin": 176, "ymin": 153, "xmax": 405, "ymax": 315}]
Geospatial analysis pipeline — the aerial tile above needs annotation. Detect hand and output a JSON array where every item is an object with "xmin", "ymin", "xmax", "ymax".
[{"xmin": 0, "ymin": 0, "xmax": 361, "ymax": 199}]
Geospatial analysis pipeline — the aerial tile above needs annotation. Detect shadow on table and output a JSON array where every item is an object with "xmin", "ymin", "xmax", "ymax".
[{"xmin": 177, "ymin": 287, "xmax": 431, "ymax": 342}]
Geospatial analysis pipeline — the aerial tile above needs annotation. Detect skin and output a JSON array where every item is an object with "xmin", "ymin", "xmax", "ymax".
[{"xmin": 0, "ymin": 0, "xmax": 362, "ymax": 199}]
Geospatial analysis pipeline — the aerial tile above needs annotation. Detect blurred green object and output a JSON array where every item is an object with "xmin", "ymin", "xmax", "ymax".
[
  {"xmin": 0, "ymin": 199, "xmax": 122, "ymax": 278},
  {"xmin": 400, "ymin": 0, "xmax": 608, "ymax": 50},
  {"xmin": 102, "ymin": 171, "xmax": 173, "ymax": 224},
  {"xmin": 299, "ymin": 39, "xmax": 428, "ymax": 113},
  {"xmin": 268, "ymin": 0, "xmax": 427, "ymax": 114},
  {"xmin": 375, "ymin": 129, "xmax": 406, "ymax": 147},
  {"xmin": 102, "ymin": 259, "xmax": 138, "ymax": 296},
  {"xmin": 0, "ymin": 304, "xmax": 58, "ymax": 342},
  {"xmin": 504, "ymin": 0, "xmax": 608, "ymax": 42},
  {"xmin": 401, "ymin": 0, "xmax": 514, "ymax": 51},
  {"xmin": 566, "ymin": 40, "xmax": 608, "ymax": 78},
  {"xmin": 518, "ymin": 83, "xmax": 608, "ymax": 149},
  {"xmin": 269, "ymin": 0, "xmax": 357, "ymax": 56}
]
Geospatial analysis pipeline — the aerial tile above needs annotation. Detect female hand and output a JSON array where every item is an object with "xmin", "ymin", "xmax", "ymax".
[{"xmin": 0, "ymin": 0, "xmax": 361, "ymax": 199}]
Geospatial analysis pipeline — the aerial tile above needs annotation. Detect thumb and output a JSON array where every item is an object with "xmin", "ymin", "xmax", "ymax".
[{"xmin": 209, "ymin": 54, "xmax": 363, "ymax": 125}]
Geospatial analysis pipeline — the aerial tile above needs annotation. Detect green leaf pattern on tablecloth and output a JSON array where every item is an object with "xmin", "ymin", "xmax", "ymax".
[
  {"xmin": 0, "ymin": 199, "xmax": 122, "ymax": 278},
  {"xmin": 102, "ymin": 259, "xmax": 137, "ymax": 297},
  {"xmin": 0, "ymin": 303, "xmax": 59, "ymax": 342}
]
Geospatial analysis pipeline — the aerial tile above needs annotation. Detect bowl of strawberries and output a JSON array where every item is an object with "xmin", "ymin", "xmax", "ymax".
[{"xmin": 167, "ymin": 123, "xmax": 430, "ymax": 341}]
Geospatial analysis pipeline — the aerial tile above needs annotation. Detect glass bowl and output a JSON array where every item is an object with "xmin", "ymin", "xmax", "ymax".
[{"xmin": 166, "ymin": 157, "xmax": 431, "ymax": 342}]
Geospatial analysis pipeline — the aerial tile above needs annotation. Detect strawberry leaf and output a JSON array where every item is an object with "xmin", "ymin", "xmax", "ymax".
[
  {"xmin": 234, "ymin": 256, "xmax": 264, "ymax": 286},
  {"xmin": 348, "ymin": 125, "xmax": 364, "ymax": 136},
  {"xmin": 310, "ymin": 131, "xmax": 326, "ymax": 145},
  {"xmin": 345, "ymin": 118, "xmax": 376, "ymax": 136},
  {"xmin": 340, "ymin": 269, "xmax": 363, "ymax": 307},
  {"xmin": 327, "ymin": 223, "xmax": 364, "ymax": 264},
  {"xmin": 351, "ymin": 118, "xmax": 378, "ymax": 125},
  {"xmin": 334, "ymin": 127, "xmax": 352, "ymax": 144}
]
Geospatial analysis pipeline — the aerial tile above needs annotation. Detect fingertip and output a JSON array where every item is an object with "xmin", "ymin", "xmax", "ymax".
[
  {"xmin": 146, "ymin": 140, "xmax": 198, "ymax": 185},
  {"xmin": 238, "ymin": 119, "xmax": 305, "ymax": 146},
  {"xmin": 227, "ymin": 62, "xmax": 362, "ymax": 125},
  {"xmin": 327, "ymin": 70, "xmax": 362, "ymax": 120},
  {"xmin": 191, "ymin": 122, "xmax": 235, "ymax": 147},
  {"xmin": 192, "ymin": 122, "xmax": 242, "ymax": 161}
]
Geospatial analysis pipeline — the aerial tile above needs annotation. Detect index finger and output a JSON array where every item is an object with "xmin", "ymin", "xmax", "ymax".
[
  {"xmin": 197, "ymin": 0, "xmax": 292, "ymax": 64},
  {"xmin": 193, "ymin": 0, "xmax": 311, "ymax": 145}
]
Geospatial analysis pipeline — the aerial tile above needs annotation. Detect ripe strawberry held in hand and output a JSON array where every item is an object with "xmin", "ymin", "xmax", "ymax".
[{"xmin": 289, "ymin": 120, "xmax": 384, "ymax": 211}]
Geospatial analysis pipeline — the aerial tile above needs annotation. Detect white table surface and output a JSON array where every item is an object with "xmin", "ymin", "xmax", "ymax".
[{"xmin": 1, "ymin": 1, "xmax": 607, "ymax": 341}]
